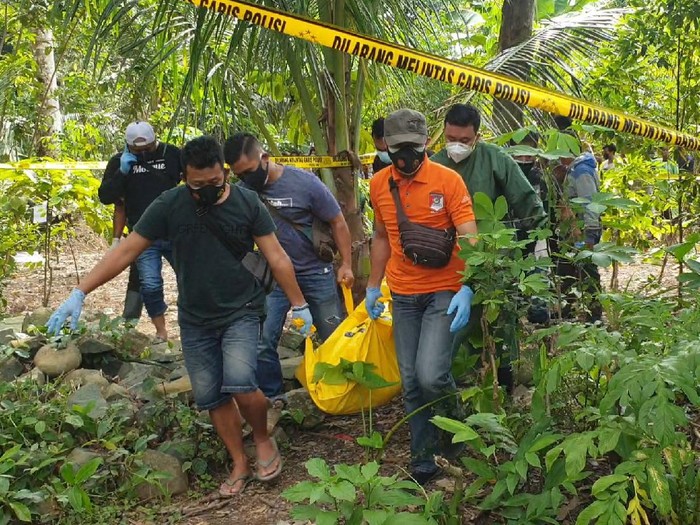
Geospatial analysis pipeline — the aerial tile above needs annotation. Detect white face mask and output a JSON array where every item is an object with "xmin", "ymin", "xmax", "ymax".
[{"xmin": 446, "ymin": 142, "xmax": 474, "ymax": 163}]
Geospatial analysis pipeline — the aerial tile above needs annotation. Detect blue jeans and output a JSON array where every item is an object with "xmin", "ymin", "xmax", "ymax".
[
  {"xmin": 257, "ymin": 268, "xmax": 341, "ymax": 400},
  {"xmin": 392, "ymin": 290, "xmax": 459, "ymax": 474},
  {"xmin": 135, "ymin": 239, "xmax": 173, "ymax": 319},
  {"xmin": 180, "ymin": 315, "xmax": 262, "ymax": 411}
]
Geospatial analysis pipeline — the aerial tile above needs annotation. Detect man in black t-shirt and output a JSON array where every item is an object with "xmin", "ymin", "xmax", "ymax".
[
  {"xmin": 98, "ymin": 121, "xmax": 181, "ymax": 340},
  {"xmin": 48, "ymin": 136, "xmax": 313, "ymax": 496},
  {"xmin": 371, "ymin": 117, "xmax": 392, "ymax": 175}
]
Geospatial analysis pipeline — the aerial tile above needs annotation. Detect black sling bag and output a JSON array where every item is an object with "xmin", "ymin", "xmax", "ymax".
[{"xmin": 388, "ymin": 177, "xmax": 456, "ymax": 268}]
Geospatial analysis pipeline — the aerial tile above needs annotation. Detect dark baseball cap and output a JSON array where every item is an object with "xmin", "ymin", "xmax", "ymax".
[{"xmin": 384, "ymin": 109, "xmax": 428, "ymax": 148}]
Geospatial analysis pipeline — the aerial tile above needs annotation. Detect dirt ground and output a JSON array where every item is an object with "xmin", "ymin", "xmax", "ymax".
[{"xmin": 2, "ymin": 226, "xmax": 681, "ymax": 524}]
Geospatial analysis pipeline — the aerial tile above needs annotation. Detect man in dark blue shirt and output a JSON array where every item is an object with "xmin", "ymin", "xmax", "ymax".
[{"xmin": 224, "ymin": 133, "xmax": 354, "ymax": 406}]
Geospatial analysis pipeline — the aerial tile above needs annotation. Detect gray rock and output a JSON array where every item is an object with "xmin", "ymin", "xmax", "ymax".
[
  {"xmin": 277, "ymin": 345, "xmax": 300, "ymax": 360},
  {"xmin": 22, "ymin": 307, "xmax": 54, "ymax": 333},
  {"xmin": 76, "ymin": 333, "xmax": 116, "ymax": 356},
  {"xmin": 65, "ymin": 447, "xmax": 103, "ymax": 469},
  {"xmin": 14, "ymin": 368, "xmax": 45, "ymax": 386},
  {"xmin": 0, "ymin": 356, "xmax": 24, "ymax": 382},
  {"xmin": 120, "ymin": 329, "xmax": 152, "ymax": 355},
  {"xmin": 168, "ymin": 366, "xmax": 188, "ymax": 381},
  {"xmin": 102, "ymin": 383, "xmax": 129, "ymax": 401},
  {"xmin": 286, "ymin": 387, "xmax": 325, "ymax": 428},
  {"xmin": 34, "ymin": 342, "xmax": 82, "ymax": 377},
  {"xmin": 118, "ymin": 362, "xmax": 170, "ymax": 400},
  {"xmin": 0, "ymin": 327, "xmax": 15, "ymax": 345},
  {"xmin": 63, "ymin": 369, "xmax": 109, "ymax": 389},
  {"xmin": 0, "ymin": 316, "xmax": 24, "ymax": 335},
  {"xmin": 134, "ymin": 449, "xmax": 188, "ymax": 500},
  {"xmin": 67, "ymin": 383, "xmax": 108, "ymax": 419},
  {"xmin": 281, "ymin": 356, "xmax": 304, "ymax": 380},
  {"xmin": 158, "ymin": 439, "xmax": 197, "ymax": 463},
  {"xmin": 279, "ymin": 330, "xmax": 305, "ymax": 351}
]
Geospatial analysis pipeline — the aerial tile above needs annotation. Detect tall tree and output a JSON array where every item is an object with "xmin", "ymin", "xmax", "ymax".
[{"xmin": 32, "ymin": 25, "xmax": 63, "ymax": 157}]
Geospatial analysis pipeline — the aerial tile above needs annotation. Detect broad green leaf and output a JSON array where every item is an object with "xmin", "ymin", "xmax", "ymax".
[
  {"xmin": 60, "ymin": 463, "xmax": 75, "ymax": 484},
  {"xmin": 545, "ymin": 445, "xmax": 563, "ymax": 472},
  {"xmin": 563, "ymin": 434, "xmax": 591, "ymax": 477},
  {"xmin": 647, "ymin": 461, "xmax": 671, "ymax": 516},
  {"xmin": 597, "ymin": 428, "xmax": 621, "ymax": 455},
  {"xmin": 290, "ymin": 504, "xmax": 319, "ymax": 519},
  {"xmin": 315, "ymin": 510, "xmax": 340, "ymax": 525},
  {"xmin": 575, "ymin": 500, "xmax": 607, "ymax": 525},
  {"xmin": 591, "ymin": 252, "xmax": 612, "ymax": 267},
  {"xmin": 472, "ymin": 192, "xmax": 495, "ymax": 220},
  {"xmin": 67, "ymin": 486, "xmax": 85, "ymax": 512},
  {"xmin": 685, "ymin": 259, "xmax": 700, "ymax": 275},
  {"xmin": 328, "ymin": 480, "xmax": 356, "ymax": 502},
  {"xmin": 34, "ymin": 421, "xmax": 46, "ymax": 435},
  {"xmin": 525, "ymin": 452, "xmax": 541, "ymax": 469},
  {"xmin": 334, "ymin": 464, "xmax": 362, "ymax": 484},
  {"xmin": 64, "ymin": 414, "xmax": 84, "ymax": 428},
  {"xmin": 494, "ymin": 195, "xmax": 508, "ymax": 220},
  {"xmin": 360, "ymin": 462, "xmax": 380, "ymax": 480},
  {"xmin": 306, "ymin": 458, "xmax": 331, "ymax": 481},
  {"xmin": 74, "ymin": 457, "xmax": 102, "ymax": 484},
  {"xmin": 528, "ymin": 434, "xmax": 563, "ymax": 453},
  {"xmin": 591, "ymin": 474, "xmax": 628, "ymax": 497},
  {"xmin": 363, "ymin": 509, "xmax": 389, "ymax": 525},
  {"xmin": 461, "ymin": 457, "xmax": 495, "ymax": 479},
  {"xmin": 0, "ymin": 477, "xmax": 9, "ymax": 495},
  {"xmin": 8, "ymin": 501, "xmax": 31, "ymax": 522},
  {"xmin": 309, "ymin": 484, "xmax": 327, "ymax": 504},
  {"xmin": 383, "ymin": 512, "xmax": 431, "ymax": 525}
]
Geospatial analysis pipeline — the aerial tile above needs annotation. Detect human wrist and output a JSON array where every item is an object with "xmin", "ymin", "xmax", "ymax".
[
  {"xmin": 291, "ymin": 302, "xmax": 309, "ymax": 311},
  {"xmin": 71, "ymin": 288, "xmax": 86, "ymax": 300}
]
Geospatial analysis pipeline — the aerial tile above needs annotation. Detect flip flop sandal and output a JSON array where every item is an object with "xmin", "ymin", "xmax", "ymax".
[
  {"xmin": 219, "ymin": 473, "xmax": 253, "ymax": 497},
  {"xmin": 256, "ymin": 438, "xmax": 283, "ymax": 482}
]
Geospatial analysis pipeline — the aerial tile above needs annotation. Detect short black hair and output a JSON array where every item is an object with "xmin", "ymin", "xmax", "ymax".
[
  {"xmin": 603, "ymin": 144, "xmax": 616, "ymax": 153},
  {"xmin": 180, "ymin": 136, "xmax": 224, "ymax": 177},
  {"xmin": 223, "ymin": 133, "xmax": 262, "ymax": 166},
  {"xmin": 444, "ymin": 104, "xmax": 481, "ymax": 133},
  {"xmin": 371, "ymin": 118, "xmax": 384, "ymax": 139}
]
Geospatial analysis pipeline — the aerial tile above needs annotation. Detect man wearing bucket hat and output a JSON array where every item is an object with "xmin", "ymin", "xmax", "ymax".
[
  {"xmin": 366, "ymin": 108, "xmax": 478, "ymax": 485},
  {"xmin": 98, "ymin": 121, "xmax": 182, "ymax": 340}
]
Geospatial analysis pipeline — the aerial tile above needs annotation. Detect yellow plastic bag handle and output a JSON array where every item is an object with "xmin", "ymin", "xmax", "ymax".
[{"xmin": 342, "ymin": 284, "xmax": 354, "ymax": 314}]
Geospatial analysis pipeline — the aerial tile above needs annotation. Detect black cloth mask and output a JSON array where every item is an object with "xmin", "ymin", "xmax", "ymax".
[
  {"xmin": 388, "ymin": 146, "xmax": 425, "ymax": 177},
  {"xmin": 189, "ymin": 182, "xmax": 226, "ymax": 207},
  {"xmin": 242, "ymin": 161, "xmax": 269, "ymax": 193}
]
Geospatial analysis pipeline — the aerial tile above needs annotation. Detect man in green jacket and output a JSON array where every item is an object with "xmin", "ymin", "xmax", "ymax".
[{"xmin": 431, "ymin": 103, "xmax": 547, "ymax": 390}]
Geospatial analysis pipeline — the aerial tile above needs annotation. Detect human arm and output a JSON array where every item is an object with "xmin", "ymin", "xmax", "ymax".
[
  {"xmin": 328, "ymin": 212, "xmax": 354, "ymax": 287},
  {"xmin": 255, "ymin": 232, "xmax": 312, "ymax": 334},
  {"xmin": 365, "ymin": 220, "xmax": 391, "ymax": 319},
  {"xmin": 46, "ymin": 233, "xmax": 151, "ymax": 334},
  {"xmin": 98, "ymin": 156, "xmax": 127, "ymax": 205},
  {"xmin": 111, "ymin": 202, "xmax": 127, "ymax": 247}
]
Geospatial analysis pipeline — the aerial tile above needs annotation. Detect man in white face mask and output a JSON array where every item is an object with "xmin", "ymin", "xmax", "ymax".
[{"xmin": 431, "ymin": 103, "xmax": 547, "ymax": 391}]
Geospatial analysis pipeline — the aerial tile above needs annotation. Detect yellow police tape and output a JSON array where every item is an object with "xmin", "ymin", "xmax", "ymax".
[
  {"xmin": 184, "ymin": 0, "xmax": 700, "ymax": 151},
  {"xmin": 0, "ymin": 154, "xmax": 375, "ymax": 171}
]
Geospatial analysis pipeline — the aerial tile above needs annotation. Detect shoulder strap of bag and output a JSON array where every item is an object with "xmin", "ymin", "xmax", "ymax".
[
  {"xmin": 262, "ymin": 198, "xmax": 314, "ymax": 243},
  {"xmin": 196, "ymin": 206, "xmax": 247, "ymax": 261},
  {"xmin": 388, "ymin": 177, "xmax": 409, "ymax": 224}
]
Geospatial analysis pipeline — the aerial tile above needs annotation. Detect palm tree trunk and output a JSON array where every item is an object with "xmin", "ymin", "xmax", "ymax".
[
  {"xmin": 32, "ymin": 26, "xmax": 62, "ymax": 157},
  {"xmin": 493, "ymin": 0, "xmax": 535, "ymax": 131}
]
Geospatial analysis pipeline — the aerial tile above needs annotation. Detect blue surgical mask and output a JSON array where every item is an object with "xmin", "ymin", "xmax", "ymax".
[{"xmin": 377, "ymin": 150, "xmax": 391, "ymax": 164}]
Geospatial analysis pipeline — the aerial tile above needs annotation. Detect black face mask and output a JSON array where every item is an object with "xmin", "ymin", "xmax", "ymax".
[
  {"xmin": 242, "ymin": 161, "xmax": 269, "ymax": 193},
  {"xmin": 388, "ymin": 146, "xmax": 425, "ymax": 177},
  {"xmin": 189, "ymin": 181, "xmax": 226, "ymax": 207},
  {"xmin": 517, "ymin": 161, "xmax": 534, "ymax": 178}
]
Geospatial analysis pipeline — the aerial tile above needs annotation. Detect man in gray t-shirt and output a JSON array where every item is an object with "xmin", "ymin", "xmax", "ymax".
[{"xmin": 225, "ymin": 133, "xmax": 354, "ymax": 406}]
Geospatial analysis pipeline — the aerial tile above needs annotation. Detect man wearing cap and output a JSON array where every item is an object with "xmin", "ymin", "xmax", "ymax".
[
  {"xmin": 98, "ymin": 121, "xmax": 182, "ymax": 340},
  {"xmin": 366, "ymin": 108, "xmax": 478, "ymax": 485},
  {"xmin": 431, "ymin": 103, "xmax": 547, "ymax": 389}
]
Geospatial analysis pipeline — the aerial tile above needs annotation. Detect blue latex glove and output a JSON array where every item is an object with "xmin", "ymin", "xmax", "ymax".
[
  {"xmin": 446, "ymin": 285, "xmax": 474, "ymax": 333},
  {"xmin": 365, "ymin": 287, "xmax": 385, "ymax": 320},
  {"xmin": 291, "ymin": 303, "xmax": 313, "ymax": 337},
  {"xmin": 46, "ymin": 288, "xmax": 86, "ymax": 335},
  {"xmin": 120, "ymin": 146, "xmax": 137, "ymax": 174}
]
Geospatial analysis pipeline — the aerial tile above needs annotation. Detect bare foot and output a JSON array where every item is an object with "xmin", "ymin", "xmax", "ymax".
[{"xmin": 219, "ymin": 465, "xmax": 253, "ymax": 497}]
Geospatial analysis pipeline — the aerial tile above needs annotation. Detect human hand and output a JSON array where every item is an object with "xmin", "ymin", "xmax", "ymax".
[
  {"xmin": 446, "ymin": 285, "xmax": 474, "ymax": 333},
  {"xmin": 120, "ymin": 146, "xmax": 137, "ymax": 174},
  {"xmin": 291, "ymin": 303, "xmax": 313, "ymax": 336},
  {"xmin": 336, "ymin": 262, "xmax": 355, "ymax": 288},
  {"xmin": 365, "ymin": 287, "xmax": 385, "ymax": 320},
  {"xmin": 46, "ymin": 288, "xmax": 86, "ymax": 335}
]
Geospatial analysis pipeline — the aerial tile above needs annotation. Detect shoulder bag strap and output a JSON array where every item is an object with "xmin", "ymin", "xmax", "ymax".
[
  {"xmin": 196, "ymin": 207, "xmax": 246, "ymax": 261},
  {"xmin": 388, "ymin": 176, "xmax": 409, "ymax": 224}
]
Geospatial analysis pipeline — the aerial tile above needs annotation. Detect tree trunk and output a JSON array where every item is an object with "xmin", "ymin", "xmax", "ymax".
[
  {"xmin": 493, "ymin": 0, "xmax": 535, "ymax": 131},
  {"xmin": 32, "ymin": 26, "xmax": 62, "ymax": 157}
]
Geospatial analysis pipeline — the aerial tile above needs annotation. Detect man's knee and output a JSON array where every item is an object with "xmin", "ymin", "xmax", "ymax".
[{"xmin": 416, "ymin": 368, "xmax": 452, "ymax": 396}]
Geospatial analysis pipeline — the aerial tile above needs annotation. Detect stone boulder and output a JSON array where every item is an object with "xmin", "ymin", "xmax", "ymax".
[
  {"xmin": 0, "ymin": 356, "xmax": 24, "ymax": 383},
  {"xmin": 63, "ymin": 369, "xmax": 110, "ymax": 389},
  {"xmin": 286, "ymin": 387, "xmax": 325, "ymax": 428},
  {"xmin": 14, "ymin": 368, "xmax": 45, "ymax": 386},
  {"xmin": 67, "ymin": 383, "xmax": 108, "ymax": 419},
  {"xmin": 134, "ymin": 450, "xmax": 188, "ymax": 501},
  {"xmin": 102, "ymin": 383, "xmax": 129, "ymax": 401},
  {"xmin": 34, "ymin": 342, "xmax": 81, "ymax": 377},
  {"xmin": 279, "ymin": 330, "xmax": 305, "ymax": 352},
  {"xmin": 281, "ymin": 356, "xmax": 304, "ymax": 380},
  {"xmin": 22, "ymin": 307, "xmax": 54, "ymax": 333},
  {"xmin": 0, "ymin": 327, "xmax": 15, "ymax": 345},
  {"xmin": 118, "ymin": 362, "xmax": 171, "ymax": 400},
  {"xmin": 65, "ymin": 447, "xmax": 103, "ymax": 469},
  {"xmin": 76, "ymin": 333, "xmax": 117, "ymax": 356}
]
